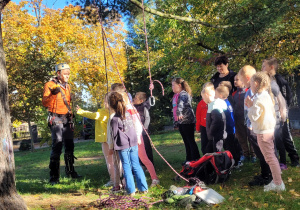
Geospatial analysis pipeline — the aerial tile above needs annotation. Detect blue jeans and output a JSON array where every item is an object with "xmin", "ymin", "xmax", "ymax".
[{"xmin": 118, "ymin": 145, "xmax": 148, "ymax": 194}]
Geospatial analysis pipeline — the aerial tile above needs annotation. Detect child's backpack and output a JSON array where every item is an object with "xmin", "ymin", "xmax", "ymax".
[{"xmin": 180, "ymin": 151, "xmax": 235, "ymax": 185}]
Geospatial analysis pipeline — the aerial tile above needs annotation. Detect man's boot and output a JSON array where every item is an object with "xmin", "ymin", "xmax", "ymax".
[
  {"xmin": 64, "ymin": 153, "xmax": 82, "ymax": 178},
  {"xmin": 49, "ymin": 159, "xmax": 60, "ymax": 185}
]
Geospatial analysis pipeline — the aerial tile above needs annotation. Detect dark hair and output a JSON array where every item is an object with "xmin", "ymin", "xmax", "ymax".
[
  {"xmin": 172, "ymin": 77, "xmax": 192, "ymax": 96},
  {"xmin": 108, "ymin": 92, "xmax": 126, "ymax": 120},
  {"xmin": 135, "ymin": 92, "xmax": 147, "ymax": 101},
  {"xmin": 111, "ymin": 83, "xmax": 125, "ymax": 92},
  {"xmin": 264, "ymin": 58, "xmax": 278, "ymax": 71},
  {"xmin": 214, "ymin": 55, "xmax": 228, "ymax": 66}
]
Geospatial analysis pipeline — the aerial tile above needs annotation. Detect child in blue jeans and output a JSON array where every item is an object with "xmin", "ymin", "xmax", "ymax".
[{"xmin": 108, "ymin": 92, "xmax": 148, "ymax": 196}]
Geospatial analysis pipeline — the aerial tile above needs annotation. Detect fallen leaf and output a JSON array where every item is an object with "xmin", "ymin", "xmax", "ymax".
[
  {"xmin": 252, "ymin": 202, "xmax": 259, "ymax": 208},
  {"xmin": 280, "ymin": 195, "xmax": 284, "ymax": 200},
  {"xmin": 249, "ymin": 195, "xmax": 254, "ymax": 200},
  {"xmin": 289, "ymin": 189, "xmax": 295, "ymax": 193},
  {"xmin": 235, "ymin": 198, "xmax": 241, "ymax": 201},
  {"xmin": 288, "ymin": 177, "xmax": 293, "ymax": 183},
  {"xmin": 263, "ymin": 203, "xmax": 269, "ymax": 208},
  {"xmin": 228, "ymin": 196, "xmax": 233, "ymax": 201}
]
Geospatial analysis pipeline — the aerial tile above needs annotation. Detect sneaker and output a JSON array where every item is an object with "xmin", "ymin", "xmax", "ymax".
[
  {"xmin": 249, "ymin": 175, "xmax": 272, "ymax": 186},
  {"xmin": 129, "ymin": 192, "xmax": 136, "ymax": 197},
  {"xmin": 150, "ymin": 179, "xmax": 160, "ymax": 187},
  {"xmin": 280, "ymin": 163, "xmax": 288, "ymax": 170},
  {"xmin": 264, "ymin": 180, "xmax": 286, "ymax": 192},
  {"xmin": 234, "ymin": 161, "xmax": 243, "ymax": 169},
  {"xmin": 291, "ymin": 161, "xmax": 300, "ymax": 167},
  {"xmin": 103, "ymin": 180, "xmax": 113, "ymax": 187},
  {"xmin": 240, "ymin": 155, "xmax": 245, "ymax": 162},
  {"xmin": 251, "ymin": 157, "xmax": 257, "ymax": 163},
  {"xmin": 111, "ymin": 186, "xmax": 121, "ymax": 193}
]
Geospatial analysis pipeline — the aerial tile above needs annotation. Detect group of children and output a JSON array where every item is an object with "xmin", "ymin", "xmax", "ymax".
[
  {"xmin": 75, "ymin": 57, "xmax": 295, "ymax": 194},
  {"xmin": 172, "ymin": 57, "xmax": 298, "ymax": 192},
  {"xmin": 76, "ymin": 83, "xmax": 159, "ymax": 196}
]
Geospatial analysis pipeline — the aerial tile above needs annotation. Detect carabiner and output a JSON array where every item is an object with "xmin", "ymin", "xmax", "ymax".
[{"xmin": 149, "ymin": 96, "xmax": 155, "ymax": 106}]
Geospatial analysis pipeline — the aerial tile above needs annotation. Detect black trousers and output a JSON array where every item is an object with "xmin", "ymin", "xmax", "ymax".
[
  {"xmin": 274, "ymin": 125, "xmax": 286, "ymax": 164},
  {"xmin": 224, "ymin": 133, "xmax": 241, "ymax": 166},
  {"xmin": 282, "ymin": 120, "xmax": 299, "ymax": 164},
  {"xmin": 200, "ymin": 126, "xmax": 209, "ymax": 155},
  {"xmin": 50, "ymin": 122, "xmax": 74, "ymax": 161},
  {"xmin": 247, "ymin": 128, "xmax": 272, "ymax": 178},
  {"xmin": 179, "ymin": 123, "xmax": 200, "ymax": 161}
]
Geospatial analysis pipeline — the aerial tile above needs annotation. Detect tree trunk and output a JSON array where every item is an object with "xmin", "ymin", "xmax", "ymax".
[
  {"xmin": 0, "ymin": 12, "xmax": 27, "ymax": 209},
  {"xmin": 27, "ymin": 119, "xmax": 35, "ymax": 152}
]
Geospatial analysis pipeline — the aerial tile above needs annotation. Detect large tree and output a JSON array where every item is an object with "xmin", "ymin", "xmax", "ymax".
[{"xmin": 0, "ymin": 0, "xmax": 27, "ymax": 209}]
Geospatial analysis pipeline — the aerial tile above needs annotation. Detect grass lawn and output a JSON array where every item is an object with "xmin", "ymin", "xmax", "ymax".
[{"xmin": 15, "ymin": 130, "xmax": 300, "ymax": 209}]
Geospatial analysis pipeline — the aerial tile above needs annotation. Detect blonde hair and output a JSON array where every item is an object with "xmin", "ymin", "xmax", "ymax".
[
  {"xmin": 219, "ymin": 81, "xmax": 232, "ymax": 92},
  {"xmin": 111, "ymin": 83, "xmax": 125, "ymax": 92},
  {"xmin": 201, "ymin": 82, "xmax": 214, "ymax": 94},
  {"xmin": 238, "ymin": 65, "xmax": 256, "ymax": 78},
  {"xmin": 172, "ymin": 77, "xmax": 192, "ymax": 96},
  {"xmin": 251, "ymin": 72, "xmax": 274, "ymax": 104},
  {"xmin": 216, "ymin": 86, "xmax": 229, "ymax": 99}
]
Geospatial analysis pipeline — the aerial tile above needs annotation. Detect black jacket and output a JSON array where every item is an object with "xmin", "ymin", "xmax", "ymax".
[
  {"xmin": 275, "ymin": 74, "xmax": 292, "ymax": 107},
  {"xmin": 211, "ymin": 70, "xmax": 237, "ymax": 94}
]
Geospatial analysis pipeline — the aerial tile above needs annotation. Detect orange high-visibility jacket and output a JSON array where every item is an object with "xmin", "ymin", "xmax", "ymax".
[{"xmin": 42, "ymin": 79, "xmax": 71, "ymax": 115}]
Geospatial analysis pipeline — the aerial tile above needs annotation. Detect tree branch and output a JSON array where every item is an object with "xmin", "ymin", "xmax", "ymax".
[
  {"xmin": 196, "ymin": 39, "xmax": 225, "ymax": 54},
  {"xmin": 129, "ymin": 0, "xmax": 243, "ymax": 29},
  {"xmin": 0, "ymin": 0, "xmax": 10, "ymax": 11}
]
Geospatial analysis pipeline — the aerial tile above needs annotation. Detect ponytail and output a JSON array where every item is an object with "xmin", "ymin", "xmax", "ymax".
[
  {"xmin": 172, "ymin": 77, "xmax": 192, "ymax": 96},
  {"xmin": 108, "ymin": 92, "xmax": 126, "ymax": 120}
]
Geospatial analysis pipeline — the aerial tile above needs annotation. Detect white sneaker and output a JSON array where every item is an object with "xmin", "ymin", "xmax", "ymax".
[
  {"xmin": 264, "ymin": 180, "xmax": 286, "ymax": 192},
  {"xmin": 275, "ymin": 181, "xmax": 286, "ymax": 192},
  {"xmin": 150, "ymin": 179, "xmax": 160, "ymax": 187},
  {"xmin": 103, "ymin": 180, "xmax": 113, "ymax": 187}
]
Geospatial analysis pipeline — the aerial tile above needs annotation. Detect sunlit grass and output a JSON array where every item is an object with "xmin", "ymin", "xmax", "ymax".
[{"xmin": 15, "ymin": 130, "xmax": 300, "ymax": 209}]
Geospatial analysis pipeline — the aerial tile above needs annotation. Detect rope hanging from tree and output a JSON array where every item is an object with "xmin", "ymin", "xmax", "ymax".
[{"xmin": 93, "ymin": 0, "xmax": 189, "ymax": 187}]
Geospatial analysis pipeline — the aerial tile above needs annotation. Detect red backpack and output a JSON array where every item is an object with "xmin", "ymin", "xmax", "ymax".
[{"xmin": 180, "ymin": 151, "xmax": 235, "ymax": 185}]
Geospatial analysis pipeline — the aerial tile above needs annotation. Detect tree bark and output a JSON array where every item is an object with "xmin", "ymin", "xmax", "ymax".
[
  {"xmin": 27, "ymin": 119, "xmax": 35, "ymax": 152},
  {"xmin": 0, "ymin": 11, "xmax": 27, "ymax": 210},
  {"xmin": 129, "ymin": 0, "xmax": 243, "ymax": 29}
]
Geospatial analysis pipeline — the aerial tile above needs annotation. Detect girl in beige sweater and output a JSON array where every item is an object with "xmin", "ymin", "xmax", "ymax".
[{"xmin": 245, "ymin": 72, "xmax": 285, "ymax": 192}]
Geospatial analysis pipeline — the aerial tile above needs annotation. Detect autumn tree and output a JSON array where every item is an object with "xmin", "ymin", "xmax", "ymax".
[
  {"xmin": 0, "ymin": 0, "xmax": 27, "ymax": 208},
  {"xmin": 3, "ymin": 1, "xmax": 127, "ymax": 147}
]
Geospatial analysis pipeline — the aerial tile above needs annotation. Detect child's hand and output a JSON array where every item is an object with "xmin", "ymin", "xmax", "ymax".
[
  {"xmin": 108, "ymin": 149, "xmax": 114, "ymax": 155},
  {"xmin": 245, "ymin": 96, "xmax": 253, "ymax": 108},
  {"xmin": 76, "ymin": 105, "xmax": 81, "ymax": 112},
  {"xmin": 178, "ymin": 115, "xmax": 183, "ymax": 120}
]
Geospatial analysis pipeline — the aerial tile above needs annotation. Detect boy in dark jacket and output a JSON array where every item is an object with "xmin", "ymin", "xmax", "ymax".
[
  {"xmin": 232, "ymin": 75, "xmax": 255, "ymax": 162},
  {"xmin": 133, "ymin": 92, "xmax": 153, "ymax": 164},
  {"xmin": 216, "ymin": 85, "xmax": 241, "ymax": 167},
  {"xmin": 201, "ymin": 84, "xmax": 227, "ymax": 153},
  {"xmin": 263, "ymin": 58, "xmax": 299, "ymax": 167}
]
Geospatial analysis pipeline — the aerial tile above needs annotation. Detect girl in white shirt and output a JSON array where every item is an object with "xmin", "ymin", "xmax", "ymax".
[{"xmin": 245, "ymin": 72, "xmax": 285, "ymax": 192}]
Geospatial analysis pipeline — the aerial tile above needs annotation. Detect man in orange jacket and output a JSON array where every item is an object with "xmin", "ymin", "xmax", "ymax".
[{"xmin": 42, "ymin": 63, "xmax": 81, "ymax": 185}]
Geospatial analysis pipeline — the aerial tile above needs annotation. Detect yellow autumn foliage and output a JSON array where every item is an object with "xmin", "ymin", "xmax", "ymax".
[{"xmin": 3, "ymin": 0, "xmax": 127, "ymax": 105}]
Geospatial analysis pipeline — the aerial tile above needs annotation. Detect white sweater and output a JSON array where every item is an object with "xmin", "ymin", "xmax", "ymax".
[{"xmin": 248, "ymin": 91, "xmax": 276, "ymax": 134}]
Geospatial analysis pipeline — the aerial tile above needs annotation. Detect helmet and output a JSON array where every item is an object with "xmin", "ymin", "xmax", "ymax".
[{"xmin": 55, "ymin": 63, "xmax": 70, "ymax": 72}]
